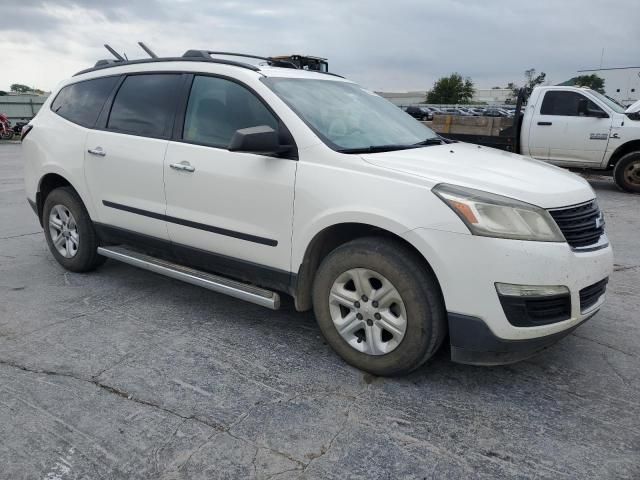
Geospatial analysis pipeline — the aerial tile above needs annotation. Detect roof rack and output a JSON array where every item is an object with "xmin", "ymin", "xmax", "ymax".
[
  {"xmin": 74, "ymin": 43, "xmax": 342, "ymax": 78},
  {"xmin": 182, "ymin": 50, "xmax": 298, "ymax": 69}
]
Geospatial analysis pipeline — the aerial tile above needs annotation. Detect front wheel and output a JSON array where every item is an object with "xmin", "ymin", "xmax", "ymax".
[
  {"xmin": 613, "ymin": 151, "xmax": 640, "ymax": 193},
  {"xmin": 312, "ymin": 237, "xmax": 446, "ymax": 376}
]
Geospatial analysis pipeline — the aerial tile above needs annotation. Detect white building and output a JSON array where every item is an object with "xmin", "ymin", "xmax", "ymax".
[
  {"xmin": 471, "ymin": 88, "xmax": 514, "ymax": 105},
  {"xmin": 375, "ymin": 91, "xmax": 426, "ymax": 107},
  {"xmin": 376, "ymin": 88, "xmax": 514, "ymax": 106},
  {"xmin": 576, "ymin": 66, "xmax": 640, "ymax": 106}
]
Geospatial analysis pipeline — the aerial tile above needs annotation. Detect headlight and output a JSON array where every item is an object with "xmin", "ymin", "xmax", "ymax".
[{"xmin": 433, "ymin": 183, "xmax": 565, "ymax": 242}]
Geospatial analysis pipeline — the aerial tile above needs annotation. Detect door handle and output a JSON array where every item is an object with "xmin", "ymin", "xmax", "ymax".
[
  {"xmin": 537, "ymin": 121, "xmax": 552, "ymax": 126},
  {"xmin": 87, "ymin": 147, "xmax": 106, "ymax": 156},
  {"xmin": 169, "ymin": 161, "xmax": 195, "ymax": 173}
]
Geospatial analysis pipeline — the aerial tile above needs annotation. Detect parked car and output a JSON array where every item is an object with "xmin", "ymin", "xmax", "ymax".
[
  {"xmin": 405, "ymin": 105, "xmax": 433, "ymax": 121},
  {"xmin": 23, "ymin": 51, "xmax": 613, "ymax": 376}
]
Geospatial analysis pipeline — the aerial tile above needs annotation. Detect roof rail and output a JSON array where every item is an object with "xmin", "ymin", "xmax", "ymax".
[
  {"xmin": 75, "ymin": 56, "xmax": 260, "ymax": 76},
  {"xmin": 182, "ymin": 50, "xmax": 298, "ymax": 69}
]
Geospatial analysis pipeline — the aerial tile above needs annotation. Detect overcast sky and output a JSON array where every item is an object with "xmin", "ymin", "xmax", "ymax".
[{"xmin": 2, "ymin": 0, "xmax": 639, "ymax": 93}]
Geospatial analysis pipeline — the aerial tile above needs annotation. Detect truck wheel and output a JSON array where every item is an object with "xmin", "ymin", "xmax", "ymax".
[
  {"xmin": 613, "ymin": 151, "xmax": 640, "ymax": 193},
  {"xmin": 312, "ymin": 236, "xmax": 446, "ymax": 376},
  {"xmin": 42, "ymin": 187, "xmax": 105, "ymax": 272}
]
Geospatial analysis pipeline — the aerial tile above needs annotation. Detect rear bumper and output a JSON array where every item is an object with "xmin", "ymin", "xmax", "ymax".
[{"xmin": 448, "ymin": 311, "xmax": 597, "ymax": 366}]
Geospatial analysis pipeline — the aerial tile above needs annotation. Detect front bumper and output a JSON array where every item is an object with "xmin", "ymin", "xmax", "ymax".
[
  {"xmin": 402, "ymin": 228, "xmax": 613, "ymax": 361},
  {"xmin": 447, "ymin": 311, "xmax": 597, "ymax": 365}
]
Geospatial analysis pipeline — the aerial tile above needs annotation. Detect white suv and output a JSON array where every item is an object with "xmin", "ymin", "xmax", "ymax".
[{"xmin": 23, "ymin": 50, "xmax": 613, "ymax": 376}]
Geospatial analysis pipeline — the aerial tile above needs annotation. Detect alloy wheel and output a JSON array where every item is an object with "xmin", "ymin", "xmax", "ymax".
[
  {"xmin": 48, "ymin": 204, "xmax": 79, "ymax": 258},
  {"xmin": 329, "ymin": 268, "xmax": 407, "ymax": 355}
]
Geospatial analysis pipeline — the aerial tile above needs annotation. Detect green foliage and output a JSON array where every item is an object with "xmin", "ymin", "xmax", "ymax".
[
  {"xmin": 426, "ymin": 73, "xmax": 475, "ymax": 104},
  {"xmin": 10, "ymin": 84, "xmax": 32, "ymax": 93},
  {"xmin": 573, "ymin": 74, "xmax": 605, "ymax": 93},
  {"xmin": 513, "ymin": 69, "xmax": 546, "ymax": 100}
]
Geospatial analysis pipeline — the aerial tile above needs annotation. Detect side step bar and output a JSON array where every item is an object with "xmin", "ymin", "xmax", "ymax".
[{"xmin": 97, "ymin": 246, "xmax": 280, "ymax": 310}]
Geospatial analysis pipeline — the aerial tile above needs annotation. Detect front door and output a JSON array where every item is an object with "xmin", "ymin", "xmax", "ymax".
[
  {"xmin": 163, "ymin": 75, "xmax": 297, "ymax": 284},
  {"xmin": 528, "ymin": 90, "xmax": 612, "ymax": 166}
]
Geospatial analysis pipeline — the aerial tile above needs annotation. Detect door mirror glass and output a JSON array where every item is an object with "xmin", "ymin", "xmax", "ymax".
[{"xmin": 228, "ymin": 125, "xmax": 289, "ymax": 155}]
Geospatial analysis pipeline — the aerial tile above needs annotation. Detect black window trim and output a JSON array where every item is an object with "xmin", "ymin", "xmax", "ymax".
[
  {"xmin": 539, "ymin": 90, "xmax": 607, "ymax": 117},
  {"xmin": 49, "ymin": 74, "xmax": 123, "ymax": 129},
  {"xmin": 102, "ymin": 71, "xmax": 186, "ymax": 140},
  {"xmin": 171, "ymin": 72, "xmax": 298, "ymax": 160},
  {"xmin": 57, "ymin": 69, "xmax": 298, "ymax": 159}
]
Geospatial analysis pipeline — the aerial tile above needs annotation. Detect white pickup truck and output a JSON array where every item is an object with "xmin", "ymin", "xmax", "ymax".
[{"xmin": 436, "ymin": 86, "xmax": 640, "ymax": 193}]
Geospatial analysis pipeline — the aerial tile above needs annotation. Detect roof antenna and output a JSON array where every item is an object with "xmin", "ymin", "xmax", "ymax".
[
  {"xmin": 138, "ymin": 42, "xmax": 158, "ymax": 58},
  {"xmin": 104, "ymin": 44, "xmax": 125, "ymax": 61}
]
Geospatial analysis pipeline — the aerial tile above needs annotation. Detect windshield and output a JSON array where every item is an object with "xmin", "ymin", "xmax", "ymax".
[
  {"xmin": 263, "ymin": 78, "xmax": 439, "ymax": 152},
  {"xmin": 589, "ymin": 90, "xmax": 626, "ymax": 113}
]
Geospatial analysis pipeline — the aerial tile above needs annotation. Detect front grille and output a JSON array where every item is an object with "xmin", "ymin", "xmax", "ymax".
[
  {"xmin": 579, "ymin": 278, "xmax": 608, "ymax": 311},
  {"xmin": 498, "ymin": 293, "xmax": 572, "ymax": 327},
  {"xmin": 548, "ymin": 200, "xmax": 605, "ymax": 249}
]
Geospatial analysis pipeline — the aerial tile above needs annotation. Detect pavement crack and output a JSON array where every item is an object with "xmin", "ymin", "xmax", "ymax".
[
  {"xmin": 601, "ymin": 353, "xmax": 630, "ymax": 387},
  {"xmin": 0, "ymin": 359, "xmax": 226, "ymax": 433},
  {"xmin": 570, "ymin": 333, "xmax": 638, "ymax": 358},
  {"xmin": 0, "ymin": 231, "xmax": 42, "ymax": 240},
  {"xmin": 301, "ymin": 385, "xmax": 368, "ymax": 473}
]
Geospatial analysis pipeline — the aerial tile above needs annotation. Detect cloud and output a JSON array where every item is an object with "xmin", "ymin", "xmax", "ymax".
[{"xmin": 1, "ymin": 0, "xmax": 638, "ymax": 92}]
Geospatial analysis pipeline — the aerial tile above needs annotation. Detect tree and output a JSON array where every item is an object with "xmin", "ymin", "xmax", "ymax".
[
  {"xmin": 0, "ymin": 91, "xmax": 7, "ymax": 96},
  {"xmin": 426, "ymin": 73, "xmax": 475, "ymax": 104},
  {"xmin": 572, "ymin": 74, "xmax": 605, "ymax": 93},
  {"xmin": 10, "ymin": 84, "xmax": 32, "ymax": 93},
  {"xmin": 511, "ymin": 69, "xmax": 546, "ymax": 101}
]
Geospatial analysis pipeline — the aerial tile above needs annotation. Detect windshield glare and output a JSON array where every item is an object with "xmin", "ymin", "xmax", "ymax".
[{"xmin": 263, "ymin": 78, "xmax": 439, "ymax": 151}]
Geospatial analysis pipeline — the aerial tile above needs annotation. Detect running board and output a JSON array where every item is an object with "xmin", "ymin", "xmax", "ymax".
[{"xmin": 97, "ymin": 246, "xmax": 280, "ymax": 310}]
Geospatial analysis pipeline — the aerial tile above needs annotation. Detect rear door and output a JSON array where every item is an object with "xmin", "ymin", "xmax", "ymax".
[
  {"xmin": 84, "ymin": 73, "xmax": 183, "ymax": 239},
  {"xmin": 527, "ymin": 90, "xmax": 612, "ymax": 166},
  {"xmin": 163, "ymin": 74, "xmax": 297, "ymax": 285}
]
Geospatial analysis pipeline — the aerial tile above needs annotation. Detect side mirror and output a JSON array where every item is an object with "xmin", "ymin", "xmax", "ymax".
[{"xmin": 228, "ymin": 125, "xmax": 290, "ymax": 155}]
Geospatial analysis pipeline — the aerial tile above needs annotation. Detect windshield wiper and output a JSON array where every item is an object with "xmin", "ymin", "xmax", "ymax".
[
  {"xmin": 337, "ymin": 144, "xmax": 421, "ymax": 154},
  {"xmin": 412, "ymin": 137, "xmax": 445, "ymax": 146},
  {"xmin": 337, "ymin": 137, "xmax": 447, "ymax": 154}
]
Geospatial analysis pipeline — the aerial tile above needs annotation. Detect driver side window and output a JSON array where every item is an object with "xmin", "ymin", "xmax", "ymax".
[
  {"xmin": 540, "ymin": 91, "xmax": 603, "ymax": 117},
  {"xmin": 183, "ymin": 76, "xmax": 278, "ymax": 148}
]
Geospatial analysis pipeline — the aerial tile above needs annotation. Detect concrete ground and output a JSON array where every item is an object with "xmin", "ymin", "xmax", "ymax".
[{"xmin": 0, "ymin": 143, "xmax": 638, "ymax": 479}]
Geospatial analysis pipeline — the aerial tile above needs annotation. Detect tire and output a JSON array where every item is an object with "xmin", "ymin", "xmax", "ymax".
[
  {"xmin": 613, "ymin": 151, "xmax": 640, "ymax": 193},
  {"xmin": 312, "ymin": 236, "xmax": 446, "ymax": 376},
  {"xmin": 42, "ymin": 187, "xmax": 105, "ymax": 272}
]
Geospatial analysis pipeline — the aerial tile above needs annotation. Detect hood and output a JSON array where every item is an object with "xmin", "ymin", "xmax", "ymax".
[
  {"xmin": 625, "ymin": 99, "xmax": 640, "ymax": 114},
  {"xmin": 361, "ymin": 143, "xmax": 594, "ymax": 209}
]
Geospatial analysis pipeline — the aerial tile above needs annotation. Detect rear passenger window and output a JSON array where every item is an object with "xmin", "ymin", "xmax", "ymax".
[
  {"xmin": 50, "ymin": 77, "xmax": 119, "ymax": 127},
  {"xmin": 107, "ymin": 74, "xmax": 182, "ymax": 137},
  {"xmin": 540, "ymin": 91, "xmax": 602, "ymax": 116},
  {"xmin": 183, "ymin": 75, "xmax": 278, "ymax": 148}
]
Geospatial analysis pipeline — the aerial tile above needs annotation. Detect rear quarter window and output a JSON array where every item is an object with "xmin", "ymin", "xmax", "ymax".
[{"xmin": 50, "ymin": 76, "xmax": 120, "ymax": 127}]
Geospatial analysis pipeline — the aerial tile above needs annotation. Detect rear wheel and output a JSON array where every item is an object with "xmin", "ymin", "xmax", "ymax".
[
  {"xmin": 613, "ymin": 151, "xmax": 640, "ymax": 193},
  {"xmin": 312, "ymin": 237, "xmax": 446, "ymax": 376},
  {"xmin": 43, "ymin": 187, "xmax": 105, "ymax": 272}
]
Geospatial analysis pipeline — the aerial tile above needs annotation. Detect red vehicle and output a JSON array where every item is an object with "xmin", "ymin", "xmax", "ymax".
[{"xmin": 0, "ymin": 113, "xmax": 14, "ymax": 140}]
